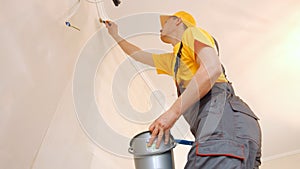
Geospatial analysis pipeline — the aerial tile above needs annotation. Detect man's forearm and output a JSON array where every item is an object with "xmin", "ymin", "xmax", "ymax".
[
  {"xmin": 112, "ymin": 35, "xmax": 141, "ymax": 56},
  {"xmin": 112, "ymin": 34, "xmax": 154, "ymax": 66}
]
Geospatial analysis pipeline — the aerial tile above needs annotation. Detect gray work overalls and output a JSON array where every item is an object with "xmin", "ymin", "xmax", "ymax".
[{"xmin": 174, "ymin": 40, "xmax": 262, "ymax": 169}]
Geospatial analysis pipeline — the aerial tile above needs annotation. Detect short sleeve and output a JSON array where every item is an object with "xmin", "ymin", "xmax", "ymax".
[
  {"xmin": 182, "ymin": 27, "xmax": 215, "ymax": 53},
  {"xmin": 152, "ymin": 53, "xmax": 174, "ymax": 75}
]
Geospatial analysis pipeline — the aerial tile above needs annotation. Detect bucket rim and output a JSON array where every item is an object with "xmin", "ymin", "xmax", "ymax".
[{"xmin": 128, "ymin": 131, "xmax": 176, "ymax": 156}]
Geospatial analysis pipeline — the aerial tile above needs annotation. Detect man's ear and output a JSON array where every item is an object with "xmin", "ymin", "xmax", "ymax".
[{"xmin": 176, "ymin": 18, "xmax": 183, "ymax": 26}]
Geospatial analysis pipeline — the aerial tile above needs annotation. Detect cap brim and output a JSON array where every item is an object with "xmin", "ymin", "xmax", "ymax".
[{"xmin": 160, "ymin": 15, "xmax": 171, "ymax": 28}]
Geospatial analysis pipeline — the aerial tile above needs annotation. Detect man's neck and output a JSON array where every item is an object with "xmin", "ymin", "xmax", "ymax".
[{"xmin": 170, "ymin": 27, "xmax": 186, "ymax": 47}]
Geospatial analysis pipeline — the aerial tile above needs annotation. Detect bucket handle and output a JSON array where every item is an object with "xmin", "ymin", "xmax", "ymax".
[
  {"xmin": 174, "ymin": 139, "xmax": 194, "ymax": 146},
  {"xmin": 128, "ymin": 147, "xmax": 134, "ymax": 154}
]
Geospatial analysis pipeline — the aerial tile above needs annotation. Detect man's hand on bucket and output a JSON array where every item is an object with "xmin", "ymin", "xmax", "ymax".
[{"xmin": 147, "ymin": 109, "xmax": 180, "ymax": 149}]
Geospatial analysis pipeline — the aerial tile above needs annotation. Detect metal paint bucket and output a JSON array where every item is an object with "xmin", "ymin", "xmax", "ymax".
[{"xmin": 128, "ymin": 131, "xmax": 176, "ymax": 169}]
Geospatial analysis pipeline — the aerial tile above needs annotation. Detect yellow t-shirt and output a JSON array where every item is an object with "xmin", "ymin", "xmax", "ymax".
[{"xmin": 152, "ymin": 27, "xmax": 227, "ymax": 88}]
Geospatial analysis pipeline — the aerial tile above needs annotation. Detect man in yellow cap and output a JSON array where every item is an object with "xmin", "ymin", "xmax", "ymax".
[{"xmin": 104, "ymin": 11, "xmax": 261, "ymax": 168}]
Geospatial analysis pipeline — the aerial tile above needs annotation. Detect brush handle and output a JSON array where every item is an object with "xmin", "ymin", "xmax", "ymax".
[
  {"xmin": 99, "ymin": 18, "xmax": 111, "ymax": 26},
  {"xmin": 71, "ymin": 26, "xmax": 80, "ymax": 31}
]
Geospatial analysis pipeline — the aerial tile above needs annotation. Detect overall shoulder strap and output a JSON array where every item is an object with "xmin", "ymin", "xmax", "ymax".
[
  {"xmin": 174, "ymin": 42, "xmax": 184, "ymax": 96},
  {"xmin": 174, "ymin": 42, "xmax": 183, "ymax": 78}
]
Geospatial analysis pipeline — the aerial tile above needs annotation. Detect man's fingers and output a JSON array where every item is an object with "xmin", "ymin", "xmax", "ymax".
[
  {"xmin": 155, "ymin": 128, "xmax": 164, "ymax": 149},
  {"xmin": 105, "ymin": 21, "xmax": 112, "ymax": 28},
  {"xmin": 147, "ymin": 127, "xmax": 158, "ymax": 147},
  {"xmin": 105, "ymin": 22, "xmax": 109, "ymax": 28},
  {"xmin": 164, "ymin": 130, "xmax": 170, "ymax": 145},
  {"xmin": 106, "ymin": 21, "xmax": 112, "ymax": 26},
  {"xmin": 149, "ymin": 122, "xmax": 155, "ymax": 132}
]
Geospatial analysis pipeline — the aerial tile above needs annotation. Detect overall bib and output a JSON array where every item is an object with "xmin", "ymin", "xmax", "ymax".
[{"xmin": 174, "ymin": 41, "xmax": 262, "ymax": 169}]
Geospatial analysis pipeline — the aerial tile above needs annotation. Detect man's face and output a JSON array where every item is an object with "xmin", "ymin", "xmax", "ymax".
[{"xmin": 160, "ymin": 16, "xmax": 179, "ymax": 43}]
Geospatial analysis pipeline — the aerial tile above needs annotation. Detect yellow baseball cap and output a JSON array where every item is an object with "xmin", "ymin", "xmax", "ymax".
[{"xmin": 160, "ymin": 11, "xmax": 196, "ymax": 28}]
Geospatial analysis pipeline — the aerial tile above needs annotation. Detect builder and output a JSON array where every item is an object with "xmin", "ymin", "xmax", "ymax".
[{"xmin": 103, "ymin": 11, "xmax": 262, "ymax": 169}]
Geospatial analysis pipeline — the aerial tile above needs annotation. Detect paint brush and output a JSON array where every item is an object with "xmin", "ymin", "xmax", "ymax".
[
  {"xmin": 65, "ymin": 21, "xmax": 80, "ymax": 31},
  {"xmin": 99, "ymin": 18, "xmax": 111, "ymax": 26}
]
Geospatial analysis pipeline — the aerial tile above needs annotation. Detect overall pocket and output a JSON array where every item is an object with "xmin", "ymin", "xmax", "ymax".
[{"xmin": 196, "ymin": 139, "xmax": 245, "ymax": 161}]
